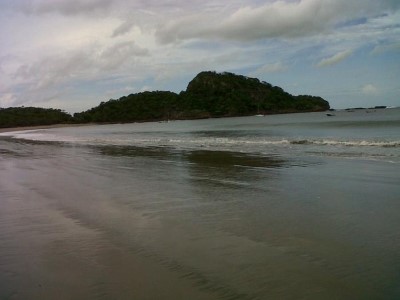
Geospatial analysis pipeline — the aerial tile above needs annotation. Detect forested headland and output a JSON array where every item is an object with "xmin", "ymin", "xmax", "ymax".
[{"xmin": 1, "ymin": 71, "xmax": 330, "ymax": 128}]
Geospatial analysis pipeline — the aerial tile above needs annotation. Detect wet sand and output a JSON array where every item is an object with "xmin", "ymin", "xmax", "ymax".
[
  {"xmin": 1, "ymin": 113, "xmax": 399, "ymax": 299},
  {"xmin": 0, "ymin": 150, "xmax": 221, "ymax": 300}
]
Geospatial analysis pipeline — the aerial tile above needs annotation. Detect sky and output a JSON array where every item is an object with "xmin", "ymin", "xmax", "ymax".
[{"xmin": 0, "ymin": 0, "xmax": 399, "ymax": 113}]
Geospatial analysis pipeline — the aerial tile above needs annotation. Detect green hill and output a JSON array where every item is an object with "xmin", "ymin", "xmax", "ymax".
[
  {"xmin": 74, "ymin": 71, "xmax": 329, "ymax": 123},
  {"xmin": 181, "ymin": 71, "xmax": 329, "ymax": 116}
]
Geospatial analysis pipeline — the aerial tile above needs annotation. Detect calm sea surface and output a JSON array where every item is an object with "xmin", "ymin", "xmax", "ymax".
[{"xmin": 1, "ymin": 108, "xmax": 400, "ymax": 299}]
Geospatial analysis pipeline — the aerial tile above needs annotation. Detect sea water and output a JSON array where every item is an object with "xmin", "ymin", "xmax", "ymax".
[{"xmin": 0, "ymin": 108, "xmax": 399, "ymax": 299}]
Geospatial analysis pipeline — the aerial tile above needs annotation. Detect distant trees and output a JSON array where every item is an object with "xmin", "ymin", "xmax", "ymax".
[
  {"xmin": 0, "ymin": 107, "xmax": 72, "ymax": 128},
  {"xmin": 73, "ymin": 91, "xmax": 180, "ymax": 123},
  {"xmin": 0, "ymin": 71, "xmax": 330, "ymax": 128}
]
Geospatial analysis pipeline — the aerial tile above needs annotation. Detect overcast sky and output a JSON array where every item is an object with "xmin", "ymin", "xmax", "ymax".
[{"xmin": 1, "ymin": 0, "xmax": 399, "ymax": 112}]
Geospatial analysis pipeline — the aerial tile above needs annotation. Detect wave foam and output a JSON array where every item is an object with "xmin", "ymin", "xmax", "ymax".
[
  {"xmin": 2, "ymin": 129, "xmax": 398, "ymax": 149},
  {"xmin": 290, "ymin": 139, "xmax": 399, "ymax": 147}
]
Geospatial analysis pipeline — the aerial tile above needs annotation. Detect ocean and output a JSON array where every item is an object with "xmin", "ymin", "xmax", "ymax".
[{"xmin": 1, "ymin": 108, "xmax": 399, "ymax": 299}]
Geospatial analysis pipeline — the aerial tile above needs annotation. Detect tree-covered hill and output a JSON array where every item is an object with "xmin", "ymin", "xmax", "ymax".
[
  {"xmin": 75, "ymin": 71, "xmax": 330, "ymax": 123},
  {"xmin": 73, "ymin": 91, "xmax": 180, "ymax": 123},
  {"xmin": 181, "ymin": 71, "xmax": 329, "ymax": 117},
  {"xmin": 0, "ymin": 107, "xmax": 72, "ymax": 128},
  {"xmin": 0, "ymin": 71, "xmax": 330, "ymax": 128}
]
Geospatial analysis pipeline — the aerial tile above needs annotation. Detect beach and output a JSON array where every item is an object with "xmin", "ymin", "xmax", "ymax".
[{"xmin": 1, "ymin": 109, "xmax": 399, "ymax": 299}]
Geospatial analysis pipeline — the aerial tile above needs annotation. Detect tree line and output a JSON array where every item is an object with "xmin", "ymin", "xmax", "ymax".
[{"xmin": 0, "ymin": 107, "xmax": 72, "ymax": 128}]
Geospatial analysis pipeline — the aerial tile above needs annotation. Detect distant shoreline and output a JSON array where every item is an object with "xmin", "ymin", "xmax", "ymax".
[
  {"xmin": 1, "ymin": 106, "xmax": 397, "ymax": 134},
  {"xmin": 0, "ymin": 123, "xmax": 88, "ymax": 134}
]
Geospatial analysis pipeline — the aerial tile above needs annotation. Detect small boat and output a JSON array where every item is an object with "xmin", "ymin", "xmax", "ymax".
[{"xmin": 326, "ymin": 113, "xmax": 335, "ymax": 117}]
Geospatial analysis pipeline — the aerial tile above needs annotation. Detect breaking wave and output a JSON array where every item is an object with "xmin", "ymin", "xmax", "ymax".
[
  {"xmin": 290, "ymin": 139, "xmax": 400, "ymax": 148},
  {"xmin": 1, "ymin": 129, "xmax": 398, "ymax": 150}
]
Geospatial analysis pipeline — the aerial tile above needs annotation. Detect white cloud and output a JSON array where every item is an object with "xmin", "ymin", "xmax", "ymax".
[
  {"xmin": 14, "ymin": 40, "xmax": 149, "ymax": 93},
  {"xmin": 112, "ymin": 20, "xmax": 137, "ymax": 38},
  {"xmin": 19, "ymin": 0, "xmax": 113, "ymax": 16},
  {"xmin": 0, "ymin": 93, "xmax": 17, "ymax": 107},
  {"xmin": 317, "ymin": 50, "xmax": 352, "ymax": 67},
  {"xmin": 361, "ymin": 84, "xmax": 379, "ymax": 95},
  {"xmin": 99, "ymin": 41, "xmax": 149, "ymax": 70},
  {"xmin": 371, "ymin": 41, "xmax": 400, "ymax": 55},
  {"xmin": 251, "ymin": 62, "xmax": 288, "ymax": 77},
  {"xmin": 155, "ymin": 0, "xmax": 400, "ymax": 44}
]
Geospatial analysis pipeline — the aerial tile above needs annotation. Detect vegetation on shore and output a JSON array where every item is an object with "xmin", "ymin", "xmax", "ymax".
[
  {"xmin": 0, "ymin": 107, "xmax": 72, "ymax": 128},
  {"xmin": 0, "ymin": 71, "xmax": 330, "ymax": 128}
]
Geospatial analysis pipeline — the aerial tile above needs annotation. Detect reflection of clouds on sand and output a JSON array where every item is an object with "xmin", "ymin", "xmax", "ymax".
[{"xmin": 184, "ymin": 150, "xmax": 285, "ymax": 191}]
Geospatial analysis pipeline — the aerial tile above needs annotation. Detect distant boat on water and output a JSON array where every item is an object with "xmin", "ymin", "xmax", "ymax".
[{"xmin": 326, "ymin": 113, "xmax": 335, "ymax": 117}]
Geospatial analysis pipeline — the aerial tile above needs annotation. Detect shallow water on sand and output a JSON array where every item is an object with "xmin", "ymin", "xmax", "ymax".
[{"xmin": 1, "ymin": 109, "xmax": 400, "ymax": 299}]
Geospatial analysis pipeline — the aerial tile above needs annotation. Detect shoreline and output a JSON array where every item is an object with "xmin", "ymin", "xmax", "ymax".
[{"xmin": 0, "ymin": 123, "xmax": 89, "ymax": 134}]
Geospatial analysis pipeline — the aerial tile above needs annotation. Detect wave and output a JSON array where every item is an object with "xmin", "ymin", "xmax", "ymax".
[
  {"xmin": 2, "ymin": 129, "xmax": 399, "ymax": 150},
  {"xmin": 290, "ymin": 139, "xmax": 400, "ymax": 148}
]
